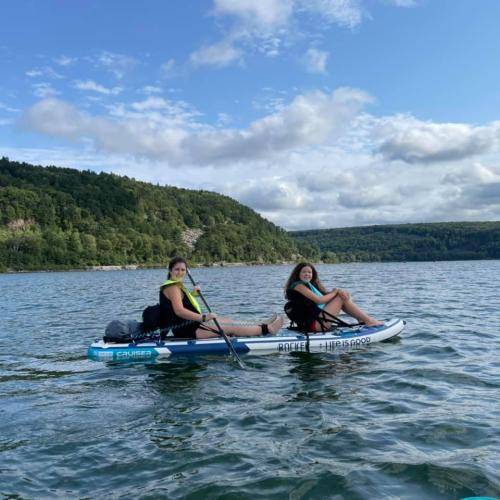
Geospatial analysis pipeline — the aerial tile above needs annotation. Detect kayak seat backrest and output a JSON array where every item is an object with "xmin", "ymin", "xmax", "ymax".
[{"xmin": 284, "ymin": 300, "xmax": 357, "ymax": 333}]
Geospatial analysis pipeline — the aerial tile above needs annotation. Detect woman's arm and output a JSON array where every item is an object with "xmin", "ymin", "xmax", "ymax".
[
  {"xmin": 294, "ymin": 284, "xmax": 339, "ymax": 304},
  {"xmin": 163, "ymin": 285, "xmax": 205, "ymax": 322}
]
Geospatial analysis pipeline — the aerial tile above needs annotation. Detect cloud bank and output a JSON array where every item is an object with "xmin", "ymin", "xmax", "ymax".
[
  {"xmin": 20, "ymin": 86, "xmax": 500, "ymax": 229},
  {"xmin": 23, "ymin": 87, "xmax": 372, "ymax": 165}
]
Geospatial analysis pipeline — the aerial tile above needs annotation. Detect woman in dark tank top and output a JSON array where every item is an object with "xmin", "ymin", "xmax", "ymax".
[
  {"xmin": 285, "ymin": 262, "xmax": 383, "ymax": 332},
  {"xmin": 161, "ymin": 257, "xmax": 284, "ymax": 339}
]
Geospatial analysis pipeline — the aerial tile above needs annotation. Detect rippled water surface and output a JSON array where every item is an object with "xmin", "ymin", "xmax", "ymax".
[{"xmin": 1, "ymin": 261, "xmax": 499, "ymax": 499}]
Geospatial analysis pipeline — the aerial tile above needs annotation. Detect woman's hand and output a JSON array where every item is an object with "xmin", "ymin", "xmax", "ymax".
[
  {"xmin": 192, "ymin": 285, "xmax": 201, "ymax": 295},
  {"xmin": 330, "ymin": 288, "xmax": 350, "ymax": 301},
  {"xmin": 202, "ymin": 312, "xmax": 217, "ymax": 322}
]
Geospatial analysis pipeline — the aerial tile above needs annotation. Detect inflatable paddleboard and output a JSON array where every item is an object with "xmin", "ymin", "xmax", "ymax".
[{"xmin": 88, "ymin": 318, "xmax": 405, "ymax": 362}]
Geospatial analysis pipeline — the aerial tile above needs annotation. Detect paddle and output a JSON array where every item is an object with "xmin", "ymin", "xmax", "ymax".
[{"xmin": 186, "ymin": 269, "xmax": 246, "ymax": 370}]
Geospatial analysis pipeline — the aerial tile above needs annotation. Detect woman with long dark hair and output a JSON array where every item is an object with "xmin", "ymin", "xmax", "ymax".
[
  {"xmin": 284, "ymin": 262, "xmax": 382, "ymax": 332},
  {"xmin": 161, "ymin": 257, "xmax": 283, "ymax": 339}
]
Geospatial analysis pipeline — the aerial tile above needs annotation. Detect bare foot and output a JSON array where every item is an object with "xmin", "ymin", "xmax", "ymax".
[
  {"xmin": 268, "ymin": 315, "xmax": 284, "ymax": 334},
  {"xmin": 365, "ymin": 319, "xmax": 384, "ymax": 327},
  {"xmin": 263, "ymin": 313, "xmax": 278, "ymax": 325}
]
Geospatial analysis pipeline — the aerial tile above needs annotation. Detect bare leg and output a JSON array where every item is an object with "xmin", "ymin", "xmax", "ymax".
[
  {"xmin": 314, "ymin": 294, "xmax": 382, "ymax": 331},
  {"xmin": 341, "ymin": 300, "xmax": 383, "ymax": 327},
  {"xmin": 195, "ymin": 315, "xmax": 284, "ymax": 339}
]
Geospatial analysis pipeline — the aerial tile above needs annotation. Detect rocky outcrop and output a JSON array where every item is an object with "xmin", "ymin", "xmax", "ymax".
[{"xmin": 181, "ymin": 228, "xmax": 204, "ymax": 250}]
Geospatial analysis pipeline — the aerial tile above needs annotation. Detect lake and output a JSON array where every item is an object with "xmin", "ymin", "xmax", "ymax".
[{"xmin": 1, "ymin": 261, "xmax": 499, "ymax": 499}]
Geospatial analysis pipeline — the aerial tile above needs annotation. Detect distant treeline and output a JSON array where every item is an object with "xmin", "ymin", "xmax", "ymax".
[
  {"xmin": 0, "ymin": 157, "xmax": 314, "ymax": 272},
  {"xmin": 290, "ymin": 222, "xmax": 500, "ymax": 263},
  {"xmin": 2, "ymin": 158, "xmax": 498, "ymax": 272}
]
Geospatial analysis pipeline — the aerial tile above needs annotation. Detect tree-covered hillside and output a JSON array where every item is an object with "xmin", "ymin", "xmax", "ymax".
[
  {"xmin": 291, "ymin": 222, "xmax": 500, "ymax": 263},
  {"xmin": 3, "ymin": 158, "xmax": 498, "ymax": 272},
  {"xmin": 0, "ymin": 157, "xmax": 308, "ymax": 271}
]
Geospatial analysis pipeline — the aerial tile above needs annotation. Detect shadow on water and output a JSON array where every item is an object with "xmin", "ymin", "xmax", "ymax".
[
  {"xmin": 281, "ymin": 351, "xmax": 371, "ymax": 404},
  {"xmin": 288, "ymin": 350, "xmax": 368, "ymax": 381},
  {"xmin": 376, "ymin": 461, "xmax": 500, "ymax": 500},
  {"xmin": 143, "ymin": 359, "xmax": 208, "ymax": 394}
]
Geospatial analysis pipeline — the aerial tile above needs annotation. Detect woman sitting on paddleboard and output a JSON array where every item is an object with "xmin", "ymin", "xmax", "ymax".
[
  {"xmin": 284, "ymin": 262, "xmax": 383, "ymax": 332},
  {"xmin": 161, "ymin": 257, "xmax": 283, "ymax": 339}
]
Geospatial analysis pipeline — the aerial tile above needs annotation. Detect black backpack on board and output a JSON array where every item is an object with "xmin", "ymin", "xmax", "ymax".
[{"xmin": 103, "ymin": 320, "xmax": 145, "ymax": 343}]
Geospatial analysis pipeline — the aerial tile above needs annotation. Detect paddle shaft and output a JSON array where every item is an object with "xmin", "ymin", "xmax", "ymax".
[{"xmin": 186, "ymin": 269, "xmax": 246, "ymax": 369}]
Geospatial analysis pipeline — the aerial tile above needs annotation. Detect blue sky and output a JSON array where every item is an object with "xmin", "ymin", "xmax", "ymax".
[{"xmin": 1, "ymin": 0, "xmax": 500, "ymax": 229}]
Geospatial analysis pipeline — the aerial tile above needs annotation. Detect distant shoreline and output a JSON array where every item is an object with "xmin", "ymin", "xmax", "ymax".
[
  {"xmin": 1, "ymin": 261, "xmax": 296, "ymax": 274},
  {"xmin": 3, "ymin": 258, "xmax": 499, "ymax": 275}
]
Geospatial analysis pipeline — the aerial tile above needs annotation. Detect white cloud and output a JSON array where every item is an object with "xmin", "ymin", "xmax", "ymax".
[
  {"xmin": 213, "ymin": 0, "xmax": 294, "ymax": 28},
  {"xmin": 96, "ymin": 51, "xmax": 137, "ymax": 79},
  {"xmin": 22, "ymin": 99, "xmax": 86, "ymax": 139},
  {"xmin": 54, "ymin": 55, "xmax": 77, "ymax": 66},
  {"xmin": 217, "ymin": 112, "xmax": 232, "ymax": 126},
  {"xmin": 19, "ymin": 85, "xmax": 500, "ymax": 230},
  {"xmin": 255, "ymin": 36, "xmax": 284, "ymax": 57},
  {"xmin": 252, "ymin": 88, "xmax": 288, "ymax": 113},
  {"xmin": 463, "ymin": 182, "xmax": 500, "ymax": 208},
  {"xmin": 296, "ymin": 0, "xmax": 364, "ymax": 28},
  {"xmin": 26, "ymin": 66, "xmax": 63, "ymax": 79},
  {"xmin": 236, "ymin": 180, "xmax": 309, "ymax": 210},
  {"xmin": 191, "ymin": 0, "xmax": 421, "ymax": 71},
  {"xmin": 139, "ymin": 86, "xmax": 163, "ymax": 95},
  {"xmin": 22, "ymin": 87, "xmax": 371, "ymax": 166},
  {"xmin": 375, "ymin": 115, "xmax": 499, "ymax": 163},
  {"xmin": 190, "ymin": 40, "xmax": 243, "ymax": 68},
  {"xmin": 32, "ymin": 83, "xmax": 60, "ymax": 99},
  {"xmin": 161, "ymin": 58, "xmax": 176, "ymax": 77},
  {"xmin": 442, "ymin": 162, "xmax": 500, "ymax": 185},
  {"xmin": 298, "ymin": 168, "xmax": 357, "ymax": 192},
  {"xmin": 73, "ymin": 80, "xmax": 123, "ymax": 95},
  {"xmin": 8, "ymin": 128, "xmax": 500, "ymax": 231},
  {"xmin": 26, "ymin": 69, "xmax": 44, "ymax": 78},
  {"xmin": 303, "ymin": 48, "xmax": 329, "ymax": 74},
  {"xmin": 384, "ymin": 0, "xmax": 418, "ymax": 6},
  {"xmin": 0, "ymin": 102, "xmax": 20, "ymax": 113},
  {"xmin": 214, "ymin": 0, "xmax": 363, "ymax": 30},
  {"xmin": 130, "ymin": 97, "xmax": 172, "ymax": 111},
  {"xmin": 338, "ymin": 185, "xmax": 403, "ymax": 208},
  {"xmin": 110, "ymin": 97, "xmax": 203, "ymax": 127}
]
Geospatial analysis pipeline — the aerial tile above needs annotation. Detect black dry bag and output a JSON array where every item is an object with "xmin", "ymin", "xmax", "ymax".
[{"xmin": 104, "ymin": 319, "xmax": 144, "ymax": 343}]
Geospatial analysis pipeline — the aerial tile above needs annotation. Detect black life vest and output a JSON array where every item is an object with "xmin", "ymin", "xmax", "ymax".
[
  {"xmin": 159, "ymin": 284, "xmax": 200, "ymax": 329},
  {"xmin": 284, "ymin": 282, "xmax": 323, "ymax": 331}
]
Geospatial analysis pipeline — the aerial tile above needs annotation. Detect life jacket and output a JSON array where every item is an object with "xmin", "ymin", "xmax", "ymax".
[
  {"xmin": 284, "ymin": 281, "xmax": 323, "ymax": 332},
  {"xmin": 159, "ymin": 279, "xmax": 202, "ymax": 329}
]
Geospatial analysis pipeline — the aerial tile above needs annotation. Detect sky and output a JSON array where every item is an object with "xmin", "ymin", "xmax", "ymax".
[{"xmin": 1, "ymin": 0, "xmax": 500, "ymax": 230}]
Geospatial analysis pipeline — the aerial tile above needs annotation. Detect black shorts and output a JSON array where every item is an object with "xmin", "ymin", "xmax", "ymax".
[{"xmin": 171, "ymin": 321, "xmax": 218, "ymax": 339}]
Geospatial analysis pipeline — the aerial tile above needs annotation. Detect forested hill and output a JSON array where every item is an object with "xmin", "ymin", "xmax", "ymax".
[
  {"xmin": 0, "ymin": 158, "xmax": 311, "ymax": 271},
  {"xmin": 3, "ymin": 158, "xmax": 498, "ymax": 272},
  {"xmin": 290, "ymin": 222, "xmax": 500, "ymax": 263}
]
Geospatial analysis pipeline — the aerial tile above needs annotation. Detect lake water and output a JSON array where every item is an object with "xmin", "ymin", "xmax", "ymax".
[{"xmin": 1, "ymin": 261, "xmax": 499, "ymax": 499}]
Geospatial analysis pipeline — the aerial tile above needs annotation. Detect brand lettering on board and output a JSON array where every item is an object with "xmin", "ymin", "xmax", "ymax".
[
  {"xmin": 115, "ymin": 350, "xmax": 153, "ymax": 360},
  {"xmin": 277, "ymin": 336, "xmax": 371, "ymax": 352}
]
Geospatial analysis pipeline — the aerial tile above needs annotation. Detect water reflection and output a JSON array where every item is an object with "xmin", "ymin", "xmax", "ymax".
[
  {"xmin": 288, "ymin": 350, "xmax": 367, "ymax": 380},
  {"xmin": 144, "ymin": 359, "xmax": 208, "ymax": 395}
]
